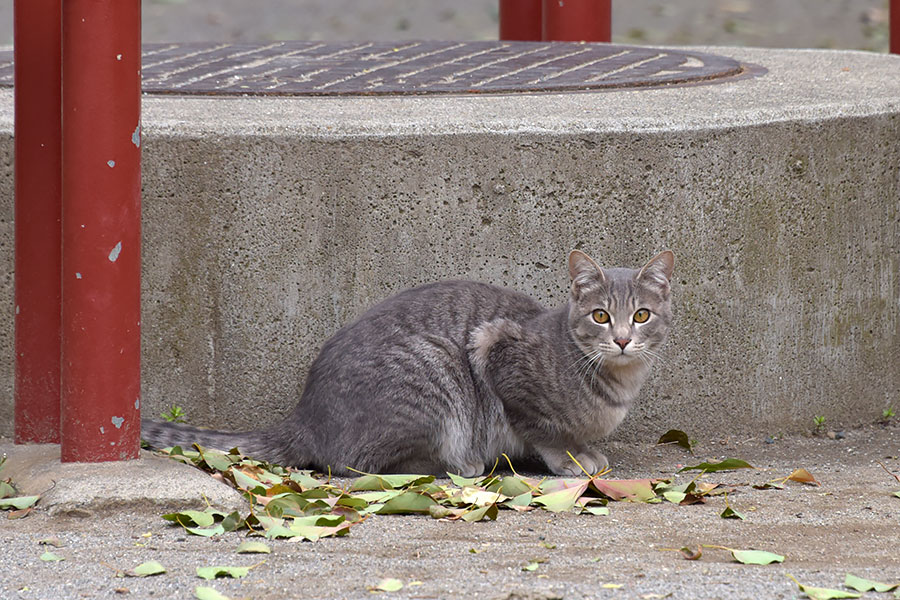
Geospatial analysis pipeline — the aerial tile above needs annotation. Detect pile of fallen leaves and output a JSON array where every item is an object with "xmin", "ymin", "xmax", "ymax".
[{"xmin": 152, "ymin": 443, "xmax": 820, "ymax": 543}]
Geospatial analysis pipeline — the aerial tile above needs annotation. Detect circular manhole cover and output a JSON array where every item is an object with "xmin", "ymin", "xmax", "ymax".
[{"xmin": 0, "ymin": 41, "xmax": 746, "ymax": 96}]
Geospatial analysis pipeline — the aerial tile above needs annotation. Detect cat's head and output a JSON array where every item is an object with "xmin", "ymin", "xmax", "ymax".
[{"xmin": 566, "ymin": 249, "xmax": 674, "ymax": 368}]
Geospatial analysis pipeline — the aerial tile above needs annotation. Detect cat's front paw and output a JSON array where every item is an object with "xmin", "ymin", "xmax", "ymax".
[
  {"xmin": 452, "ymin": 461, "xmax": 485, "ymax": 478},
  {"xmin": 537, "ymin": 446, "xmax": 609, "ymax": 477},
  {"xmin": 575, "ymin": 450, "xmax": 609, "ymax": 475}
]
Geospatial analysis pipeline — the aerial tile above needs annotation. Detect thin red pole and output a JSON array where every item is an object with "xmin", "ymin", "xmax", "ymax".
[
  {"xmin": 499, "ymin": 0, "xmax": 542, "ymax": 41},
  {"xmin": 13, "ymin": 0, "xmax": 63, "ymax": 444},
  {"xmin": 891, "ymin": 0, "xmax": 899, "ymax": 54},
  {"xmin": 542, "ymin": 0, "xmax": 611, "ymax": 42},
  {"xmin": 60, "ymin": 0, "xmax": 142, "ymax": 462}
]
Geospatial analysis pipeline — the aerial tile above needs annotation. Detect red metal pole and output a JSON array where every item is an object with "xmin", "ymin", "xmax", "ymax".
[
  {"xmin": 60, "ymin": 0, "xmax": 142, "ymax": 462},
  {"xmin": 13, "ymin": 0, "xmax": 63, "ymax": 444},
  {"xmin": 499, "ymin": 0, "xmax": 543, "ymax": 41},
  {"xmin": 891, "ymin": 0, "xmax": 899, "ymax": 54},
  {"xmin": 542, "ymin": 0, "xmax": 611, "ymax": 42}
]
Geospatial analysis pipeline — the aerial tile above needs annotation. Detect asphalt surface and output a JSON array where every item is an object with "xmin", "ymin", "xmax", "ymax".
[{"xmin": 3, "ymin": 424, "xmax": 899, "ymax": 599}]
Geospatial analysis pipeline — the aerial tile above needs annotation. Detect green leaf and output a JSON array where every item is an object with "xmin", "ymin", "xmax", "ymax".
[
  {"xmin": 579, "ymin": 505, "xmax": 610, "ymax": 516},
  {"xmin": 843, "ymin": 574, "xmax": 899, "ymax": 593},
  {"xmin": 288, "ymin": 519, "xmax": 352, "ymax": 542},
  {"xmin": 184, "ymin": 524, "xmax": 226, "ymax": 537},
  {"xmin": 0, "ymin": 495, "xmax": 40, "ymax": 510},
  {"xmin": 504, "ymin": 492, "xmax": 533, "ymax": 509},
  {"xmin": 427, "ymin": 504, "xmax": 452, "ymax": 519},
  {"xmin": 522, "ymin": 561, "xmax": 540, "ymax": 572},
  {"xmin": 220, "ymin": 511, "xmax": 244, "ymax": 533},
  {"xmin": 131, "ymin": 560, "xmax": 167, "ymax": 577},
  {"xmin": 197, "ymin": 448, "xmax": 234, "ymax": 472},
  {"xmin": 592, "ymin": 479, "xmax": 659, "ymax": 502},
  {"xmin": 663, "ymin": 491, "xmax": 686, "ymax": 504},
  {"xmin": 289, "ymin": 470, "xmax": 323, "ymax": 490},
  {"xmin": 456, "ymin": 487, "xmax": 504, "ymax": 507},
  {"xmin": 720, "ymin": 506, "xmax": 745, "ymax": 520},
  {"xmin": 533, "ymin": 481, "xmax": 589, "ymax": 512},
  {"xmin": 787, "ymin": 575, "xmax": 861, "ymax": 600},
  {"xmin": 487, "ymin": 476, "xmax": 534, "ymax": 497},
  {"xmin": 336, "ymin": 494, "xmax": 370, "ymax": 511},
  {"xmin": 194, "ymin": 586, "xmax": 231, "ymax": 600},
  {"xmin": 461, "ymin": 503, "xmax": 498, "ymax": 522},
  {"xmin": 677, "ymin": 458, "xmax": 755, "ymax": 473},
  {"xmin": 348, "ymin": 490, "xmax": 402, "ymax": 504},
  {"xmin": 446, "ymin": 473, "xmax": 481, "ymax": 488},
  {"xmin": 162, "ymin": 509, "xmax": 216, "ymax": 528},
  {"xmin": 40, "ymin": 551, "xmax": 64, "ymax": 562},
  {"xmin": 228, "ymin": 468, "xmax": 268, "ymax": 492},
  {"xmin": 375, "ymin": 491, "xmax": 438, "ymax": 515},
  {"xmin": 263, "ymin": 524, "xmax": 300, "ymax": 540},
  {"xmin": 349, "ymin": 474, "xmax": 434, "ymax": 491},
  {"xmin": 729, "ymin": 549, "xmax": 783, "ymax": 565},
  {"xmin": 0, "ymin": 480, "xmax": 16, "ymax": 499},
  {"xmin": 373, "ymin": 578, "xmax": 403, "ymax": 592},
  {"xmin": 235, "ymin": 541, "xmax": 271, "ymax": 554},
  {"xmin": 196, "ymin": 565, "xmax": 252, "ymax": 580},
  {"xmin": 657, "ymin": 429, "xmax": 694, "ymax": 453},
  {"xmin": 893, "ymin": 491, "xmax": 900, "ymax": 499}
]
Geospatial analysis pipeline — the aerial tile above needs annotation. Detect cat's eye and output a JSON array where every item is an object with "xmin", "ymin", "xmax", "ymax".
[
  {"xmin": 633, "ymin": 309, "xmax": 651, "ymax": 323},
  {"xmin": 591, "ymin": 309, "xmax": 610, "ymax": 324}
]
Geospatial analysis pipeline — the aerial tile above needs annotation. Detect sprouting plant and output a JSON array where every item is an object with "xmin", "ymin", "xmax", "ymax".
[
  {"xmin": 161, "ymin": 405, "xmax": 186, "ymax": 423},
  {"xmin": 882, "ymin": 406, "xmax": 896, "ymax": 422},
  {"xmin": 813, "ymin": 415, "xmax": 826, "ymax": 433}
]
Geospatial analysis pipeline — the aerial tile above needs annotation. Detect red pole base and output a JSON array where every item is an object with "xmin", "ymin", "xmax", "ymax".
[
  {"xmin": 61, "ymin": 0, "xmax": 142, "ymax": 462},
  {"xmin": 13, "ymin": 0, "xmax": 63, "ymax": 444}
]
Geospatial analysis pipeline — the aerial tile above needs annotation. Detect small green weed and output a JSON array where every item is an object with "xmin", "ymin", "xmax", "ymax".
[
  {"xmin": 161, "ymin": 405, "xmax": 186, "ymax": 423},
  {"xmin": 812, "ymin": 415, "xmax": 826, "ymax": 433}
]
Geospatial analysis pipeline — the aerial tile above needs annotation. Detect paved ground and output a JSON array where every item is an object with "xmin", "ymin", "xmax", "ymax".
[{"xmin": 3, "ymin": 423, "xmax": 899, "ymax": 599}]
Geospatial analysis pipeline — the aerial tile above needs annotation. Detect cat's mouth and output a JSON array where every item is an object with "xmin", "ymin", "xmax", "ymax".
[{"xmin": 602, "ymin": 345, "xmax": 642, "ymax": 363}]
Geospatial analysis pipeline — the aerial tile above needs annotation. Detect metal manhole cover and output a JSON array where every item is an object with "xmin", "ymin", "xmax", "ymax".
[{"xmin": 0, "ymin": 41, "xmax": 745, "ymax": 96}]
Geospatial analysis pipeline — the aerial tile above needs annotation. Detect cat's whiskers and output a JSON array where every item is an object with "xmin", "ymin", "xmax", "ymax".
[
  {"xmin": 565, "ymin": 330, "xmax": 604, "ymax": 378},
  {"xmin": 640, "ymin": 347, "xmax": 669, "ymax": 368}
]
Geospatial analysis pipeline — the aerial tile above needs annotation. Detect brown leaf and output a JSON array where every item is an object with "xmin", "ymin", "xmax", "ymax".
[
  {"xmin": 679, "ymin": 546, "xmax": 702, "ymax": 560},
  {"xmin": 679, "ymin": 493, "xmax": 706, "ymax": 505},
  {"xmin": 787, "ymin": 468, "xmax": 820, "ymax": 486}
]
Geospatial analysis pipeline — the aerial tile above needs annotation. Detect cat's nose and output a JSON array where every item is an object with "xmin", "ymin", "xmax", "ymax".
[{"xmin": 614, "ymin": 337, "xmax": 631, "ymax": 350}]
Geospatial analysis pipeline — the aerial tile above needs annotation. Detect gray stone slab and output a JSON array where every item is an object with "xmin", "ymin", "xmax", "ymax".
[{"xmin": 0, "ymin": 440, "xmax": 247, "ymax": 516}]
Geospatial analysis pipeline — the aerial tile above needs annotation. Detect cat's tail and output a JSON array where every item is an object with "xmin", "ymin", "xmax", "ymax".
[{"xmin": 141, "ymin": 419, "xmax": 294, "ymax": 466}]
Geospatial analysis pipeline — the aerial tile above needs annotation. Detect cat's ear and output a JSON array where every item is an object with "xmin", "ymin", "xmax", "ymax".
[
  {"xmin": 568, "ymin": 250, "xmax": 606, "ymax": 295},
  {"xmin": 637, "ymin": 250, "xmax": 675, "ymax": 291}
]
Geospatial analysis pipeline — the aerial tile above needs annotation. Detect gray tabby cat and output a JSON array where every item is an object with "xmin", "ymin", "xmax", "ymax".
[{"xmin": 142, "ymin": 249, "xmax": 674, "ymax": 477}]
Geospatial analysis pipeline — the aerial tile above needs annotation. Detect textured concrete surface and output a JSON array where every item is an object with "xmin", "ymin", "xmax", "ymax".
[
  {"xmin": 1, "ymin": 46, "xmax": 899, "ymax": 442},
  {"xmin": 0, "ymin": 441, "xmax": 247, "ymax": 517},
  {"xmin": 2, "ymin": 425, "xmax": 899, "ymax": 599}
]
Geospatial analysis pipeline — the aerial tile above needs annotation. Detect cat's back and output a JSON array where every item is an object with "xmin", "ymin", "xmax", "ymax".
[{"xmin": 336, "ymin": 279, "xmax": 544, "ymax": 350}]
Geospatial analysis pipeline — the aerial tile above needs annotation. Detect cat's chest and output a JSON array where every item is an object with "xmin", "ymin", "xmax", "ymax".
[{"xmin": 590, "ymin": 362, "xmax": 648, "ymax": 404}]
